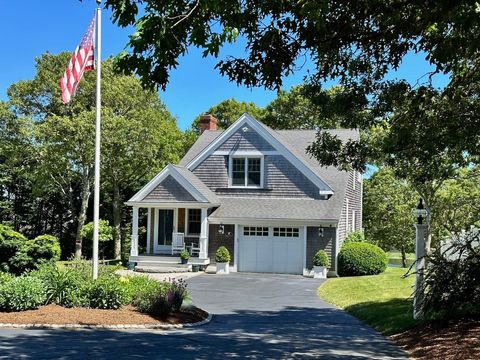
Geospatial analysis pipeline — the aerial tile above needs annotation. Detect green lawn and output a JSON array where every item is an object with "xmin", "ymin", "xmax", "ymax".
[{"xmin": 318, "ymin": 268, "xmax": 420, "ymax": 335}]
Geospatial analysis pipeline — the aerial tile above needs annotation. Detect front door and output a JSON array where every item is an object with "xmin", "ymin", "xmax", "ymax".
[{"xmin": 155, "ymin": 209, "xmax": 174, "ymax": 253}]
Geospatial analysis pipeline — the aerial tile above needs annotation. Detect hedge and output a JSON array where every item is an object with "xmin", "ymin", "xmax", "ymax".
[{"xmin": 338, "ymin": 242, "xmax": 387, "ymax": 276}]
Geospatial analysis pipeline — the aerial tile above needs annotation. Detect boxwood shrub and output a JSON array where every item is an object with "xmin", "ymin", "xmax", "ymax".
[
  {"xmin": 0, "ymin": 276, "xmax": 46, "ymax": 312},
  {"xmin": 313, "ymin": 250, "xmax": 330, "ymax": 267},
  {"xmin": 338, "ymin": 242, "xmax": 387, "ymax": 276},
  {"xmin": 215, "ymin": 246, "xmax": 231, "ymax": 263}
]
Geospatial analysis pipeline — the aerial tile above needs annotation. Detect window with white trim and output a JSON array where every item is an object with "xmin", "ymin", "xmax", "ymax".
[
  {"xmin": 243, "ymin": 226, "xmax": 269, "ymax": 236},
  {"xmin": 186, "ymin": 209, "xmax": 201, "ymax": 235},
  {"xmin": 230, "ymin": 157, "xmax": 263, "ymax": 187},
  {"xmin": 273, "ymin": 227, "xmax": 300, "ymax": 237}
]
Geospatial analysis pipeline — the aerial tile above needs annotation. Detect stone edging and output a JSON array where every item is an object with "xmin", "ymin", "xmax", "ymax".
[{"xmin": 0, "ymin": 312, "xmax": 212, "ymax": 330}]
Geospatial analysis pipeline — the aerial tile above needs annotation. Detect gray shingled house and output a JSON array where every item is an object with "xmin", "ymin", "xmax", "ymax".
[{"xmin": 126, "ymin": 113, "xmax": 362, "ymax": 276}]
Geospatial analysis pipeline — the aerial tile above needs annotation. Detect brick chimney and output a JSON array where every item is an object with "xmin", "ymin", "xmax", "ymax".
[{"xmin": 199, "ymin": 113, "xmax": 218, "ymax": 134}]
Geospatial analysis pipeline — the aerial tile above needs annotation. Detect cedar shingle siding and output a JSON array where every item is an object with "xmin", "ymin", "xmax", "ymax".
[
  {"xmin": 217, "ymin": 124, "xmax": 275, "ymax": 151},
  {"xmin": 193, "ymin": 155, "xmax": 321, "ymax": 199},
  {"xmin": 338, "ymin": 171, "xmax": 363, "ymax": 248},
  {"xmin": 143, "ymin": 175, "xmax": 196, "ymax": 202},
  {"xmin": 306, "ymin": 227, "xmax": 336, "ymax": 271},
  {"xmin": 208, "ymin": 224, "xmax": 235, "ymax": 264}
]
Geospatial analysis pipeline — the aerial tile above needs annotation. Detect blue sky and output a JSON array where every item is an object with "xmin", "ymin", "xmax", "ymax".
[{"xmin": 0, "ymin": 0, "xmax": 447, "ymax": 130}]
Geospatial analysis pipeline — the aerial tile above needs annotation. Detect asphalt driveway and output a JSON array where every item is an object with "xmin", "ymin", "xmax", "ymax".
[{"xmin": 0, "ymin": 273, "xmax": 407, "ymax": 359}]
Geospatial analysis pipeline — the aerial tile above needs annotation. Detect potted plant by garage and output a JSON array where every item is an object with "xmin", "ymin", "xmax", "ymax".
[
  {"xmin": 180, "ymin": 249, "xmax": 190, "ymax": 264},
  {"xmin": 313, "ymin": 250, "xmax": 330, "ymax": 279},
  {"xmin": 215, "ymin": 246, "xmax": 231, "ymax": 274}
]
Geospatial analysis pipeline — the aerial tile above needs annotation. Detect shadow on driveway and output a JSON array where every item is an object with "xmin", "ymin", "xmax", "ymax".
[{"xmin": 0, "ymin": 306, "xmax": 407, "ymax": 359}]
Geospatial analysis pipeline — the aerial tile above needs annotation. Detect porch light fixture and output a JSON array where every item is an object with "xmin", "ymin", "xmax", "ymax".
[
  {"xmin": 218, "ymin": 224, "xmax": 225, "ymax": 235},
  {"xmin": 318, "ymin": 227, "xmax": 324, "ymax": 237},
  {"xmin": 413, "ymin": 198, "xmax": 428, "ymax": 225}
]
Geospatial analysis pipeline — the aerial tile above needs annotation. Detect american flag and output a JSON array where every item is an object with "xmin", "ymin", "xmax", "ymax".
[{"xmin": 59, "ymin": 15, "xmax": 96, "ymax": 104}]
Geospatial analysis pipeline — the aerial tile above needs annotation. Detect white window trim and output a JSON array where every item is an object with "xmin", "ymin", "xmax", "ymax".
[
  {"xmin": 228, "ymin": 155, "xmax": 264, "ymax": 189},
  {"xmin": 185, "ymin": 208, "xmax": 201, "ymax": 237}
]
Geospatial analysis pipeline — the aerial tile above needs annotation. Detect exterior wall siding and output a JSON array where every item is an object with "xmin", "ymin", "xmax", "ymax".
[
  {"xmin": 193, "ymin": 155, "xmax": 321, "ymax": 199},
  {"xmin": 306, "ymin": 227, "xmax": 336, "ymax": 271},
  {"xmin": 143, "ymin": 175, "xmax": 196, "ymax": 202},
  {"xmin": 338, "ymin": 171, "xmax": 363, "ymax": 249},
  {"xmin": 208, "ymin": 224, "xmax": 235, "ymax": 264},
  {"xmin": 217, "ymin": 124, "xmax": 275, "ymax": 151}
]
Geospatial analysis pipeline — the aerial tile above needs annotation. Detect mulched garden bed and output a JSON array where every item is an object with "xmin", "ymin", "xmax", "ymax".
[
  {"xmin": 0, "ymin": 304, "xmax": 208, "ymax": 326},
  {"xmin": 391, "ymin": 317, "xmax": 480, "ymax": 360}
]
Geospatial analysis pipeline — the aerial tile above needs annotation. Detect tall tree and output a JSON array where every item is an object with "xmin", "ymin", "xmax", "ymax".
[
  {"xmin": 104, "ymin": 0, "xmax": 480, "ymax": 175},
  {"xmin": 363, "ymin": 168, "xmax": 416, "ymax": 267},
  {"xmin": 7, "ymin": 53, "xmax": 183, "ymax": 259},
  {"xmin": 192, "ymin": 98, "xmax": 266, "ymax": 131}
]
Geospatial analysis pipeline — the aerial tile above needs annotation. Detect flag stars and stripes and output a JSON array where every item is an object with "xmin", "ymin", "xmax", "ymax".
[{"xmin": 59, "ymin": 15, "xmax": 96, "ymax": 104}]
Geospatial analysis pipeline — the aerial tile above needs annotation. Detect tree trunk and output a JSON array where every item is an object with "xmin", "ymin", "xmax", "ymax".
[
  {"xmin": 74, "ymin": 174, "xmax": 92, "ymax": 259},
  {"xmin": 400, "ymin": 244, "xmax": 407, "ymax": 268},
  {"xmin": 112, "ymin": 183, "xmax": 122, "ymax": 259}
]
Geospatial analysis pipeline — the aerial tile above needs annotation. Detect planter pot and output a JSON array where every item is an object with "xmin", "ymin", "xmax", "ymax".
[
  {"xmin": 313, "ymin": 265, "xmax": 327, "ymax": 279},
  {"xmin": 192, "ymin": 265, "xmax": 200, "ymax": 272},
  {"xmin": 216, "ymin": 262, "xmax": 230, "ymax": 274},
  {"xmin": 181, "ymin": 258, "xmax": 188, "ymax": 264},
  {"xmin": 127, "ymin": 262, "xmax": 136, "ymax": 270}
]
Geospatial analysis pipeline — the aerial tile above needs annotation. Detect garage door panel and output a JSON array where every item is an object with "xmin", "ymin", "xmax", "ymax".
[{"xmin": 239, "ymin": 226, "xmax": 304, "ymax": 275}]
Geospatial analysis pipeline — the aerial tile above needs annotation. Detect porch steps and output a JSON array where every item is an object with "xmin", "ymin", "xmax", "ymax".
[
  {"xmin": 135, "ymin": 265, "xmax": 190, "ymax": 273},
  {"xmin": 129, "ymin": 255, "xmax": 210, "ymax": 273}
]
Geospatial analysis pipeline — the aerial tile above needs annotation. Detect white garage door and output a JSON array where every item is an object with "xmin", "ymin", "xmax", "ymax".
[{"xmin": 238, "ymin": 226, "xmax": 304, "ymax": 274}]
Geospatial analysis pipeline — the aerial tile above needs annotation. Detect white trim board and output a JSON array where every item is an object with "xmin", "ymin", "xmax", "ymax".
[
  {"xmin": 185, "ymin": 113, "xmax": 333, "ymax": 195},
  {"xmin": 127, "ymin": 164, "xmax": 214, "ymax": 204}
]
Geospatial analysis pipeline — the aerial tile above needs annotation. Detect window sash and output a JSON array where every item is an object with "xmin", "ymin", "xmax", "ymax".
[
  {"xmin": 230, "ymin": 157, "xmax": 262, "ymax": 187},
  {"xmin": 187, "ymin": 209, "xmax": 201, "ymax": 235}
]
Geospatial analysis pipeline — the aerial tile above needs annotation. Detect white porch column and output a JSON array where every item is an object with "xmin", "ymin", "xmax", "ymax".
[
  {"xmin": 146, "ymin": 208, "xmax": 151, "ymax": 254},
  {"xmin": 130, "ymin": 206, "xmax": 139, "ymax": 257},
  {"xmin": 199, "ymin": 208, "xmax": 208, "ymax": 259}
]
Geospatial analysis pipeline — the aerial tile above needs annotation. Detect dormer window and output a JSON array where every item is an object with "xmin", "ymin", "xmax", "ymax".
[{"xmin": 229, "ymin": 156, "xmax": 263, "ymax": 188}]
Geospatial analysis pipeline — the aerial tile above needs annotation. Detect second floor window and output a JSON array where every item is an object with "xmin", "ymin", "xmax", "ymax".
[{"xmin": 231, "ymin": 157, "xmax": 262, "ymax": 187}]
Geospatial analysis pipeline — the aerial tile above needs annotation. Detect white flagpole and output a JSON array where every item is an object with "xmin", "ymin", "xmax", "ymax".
[{"xmin": 92, "ymin": 1, "xmax": 102, "ymax": 280}]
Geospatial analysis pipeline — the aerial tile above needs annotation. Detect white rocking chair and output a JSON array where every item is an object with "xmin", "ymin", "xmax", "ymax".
[{"xmin": 171, "ymin": 232, "xmax": 185, "ymax": 255}]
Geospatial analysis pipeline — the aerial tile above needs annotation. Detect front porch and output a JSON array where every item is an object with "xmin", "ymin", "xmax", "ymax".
[{"xmin": 129, "ymin": 206, "xmax": 211, "ymax": 264}]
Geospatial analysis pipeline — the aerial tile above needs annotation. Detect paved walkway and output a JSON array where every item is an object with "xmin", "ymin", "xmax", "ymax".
[{"xmin": 0, "ymin": 273, "xmax": 407, "ymax": 359}]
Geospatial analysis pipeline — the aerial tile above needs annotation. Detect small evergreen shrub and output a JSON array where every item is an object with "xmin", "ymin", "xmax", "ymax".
[
  {"xmin": 10, "ymin": 235, "xmax": 61, "ymax": 273},
  {"xmin": 215, "ymin": 246, "xmax": 230, "ymax": 263},
  {"xmin": 338, "ymin": 242, "xmax": 387, "ymax": 276},
  {"xmin": 313, "ymin": 250, "xmax": 330, "ymax": 267},
  {"xmin": 0, "ymin": 225, "xmax": 27, "ymax": 273},
  {"xmin": 0, "ymin": 276, "xmax": 46, "ymax": 312},
  {"xmin": 343, "ymin": 231, "xmax": 365, "ymax": 246}
]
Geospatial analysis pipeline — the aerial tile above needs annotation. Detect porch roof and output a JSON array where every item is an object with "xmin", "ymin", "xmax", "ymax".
[{"xmin": 126, "ymin": 164, "xmax": 220, "ymax": 207}]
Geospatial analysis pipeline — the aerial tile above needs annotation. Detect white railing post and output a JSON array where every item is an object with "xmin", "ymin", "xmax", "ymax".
[
  {"xmin": 199, "ymin": 208, "xmax": 208, "ymax": 259},
  {"xmin": 130, "ymin": 206, "xmax": 139, "ymax": 257}
]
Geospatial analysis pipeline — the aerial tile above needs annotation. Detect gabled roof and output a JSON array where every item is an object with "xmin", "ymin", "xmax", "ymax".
[
  {"xmin": 179, "ymin": 119, "xmax": 359, "ymax": 220},
  {"xmin": 126, "ymin": 164, "xmax": 219, "ymax": 206},
  {"xmin": 182, "ymin": 113, "xmax": 334, "ymax": 195}
]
